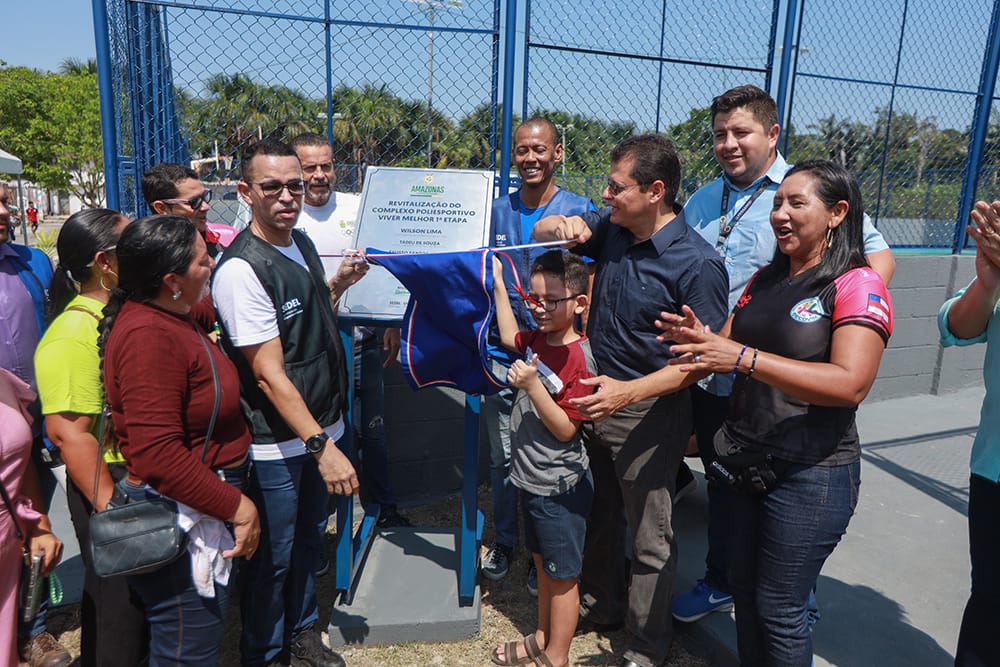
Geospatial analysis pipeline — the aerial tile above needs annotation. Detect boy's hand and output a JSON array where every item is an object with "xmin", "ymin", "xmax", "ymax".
[
  {"xmin": 491, "ymin": 255, "xmax": 505, "ymax": 286},
  {"xmin": 507, "ymin": 355, "xmax": 540, "ymax": 390}
]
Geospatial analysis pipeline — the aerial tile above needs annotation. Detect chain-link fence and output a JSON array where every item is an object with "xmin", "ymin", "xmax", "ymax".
[
  {"xmin": 101, "ymin": 0, "xmax": 500, "ymax": 221},
  {"xmin": 98, "ymin": 0, "xmax": 1000, "ymax": 249}
]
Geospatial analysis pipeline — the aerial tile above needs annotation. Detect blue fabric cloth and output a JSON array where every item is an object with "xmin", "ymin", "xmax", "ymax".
[
  {"xmin": 939, "ymin": 282, "xmax": 1000, "ymax": 482},
  {"xmin": 367, "ymin": 247, "xmax": 508, "ymax": 395},
  {"xmin": 682, "ymin": 152, "xmax": 890, "ymax": 396}
]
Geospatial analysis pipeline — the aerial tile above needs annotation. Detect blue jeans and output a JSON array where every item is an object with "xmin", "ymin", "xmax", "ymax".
[
  {"xmin": 354, "ymin": 331, "xmax": 396, "ymax": 513},
  {"xmin": 240, "ymin": 453, "xmax": 327, "ymax": 666},
  {"xmin": 121, "ymin": 462, "xmax": 249, "ymax": 667},
  {"xmin": 484, "ymin": 378, "xmax": 518, "ymax": 549},
  {"xmin": 956, "ymin": 473, "xmax": 1000, "ymax": 667},
  {"xmin": 721, "ymin": 460, "xmax": 860, "ymax": 667}
]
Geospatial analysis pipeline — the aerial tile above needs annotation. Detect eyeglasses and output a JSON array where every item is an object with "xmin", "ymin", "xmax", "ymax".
[
  {"xmin": 523, "ymin": 295, "xmax": 580, "ymax": 312},
  {"xmin": 161, "ymin": 190, "xmax": 213, "ymax": 209},
  {"xmin": 84, "ymin": 245, "xmax": 117, "ymax": 268},
  {"xmin": 605, "ymin": 179, "xmax": 642, "ymax": 196},
  {"xmin": 247, "ymin": 179, "xmax": 306, "ymax": 198}
]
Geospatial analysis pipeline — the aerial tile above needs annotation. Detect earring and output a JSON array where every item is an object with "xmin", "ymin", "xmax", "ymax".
[
  {"xmin": 99, "ymin": 269, "xmax": 118, "ymax": 292},
  {"xmin": 825, "ymin": 226, "xmax": 835, "ymax": 248},
  {"xmin": 172, "ymin": 289, "xmax": 182, "ymax": 301}
]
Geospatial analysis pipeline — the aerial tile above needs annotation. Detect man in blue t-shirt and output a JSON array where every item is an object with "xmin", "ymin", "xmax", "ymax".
[
  {"xmin": 673, "ymin": 84, "xmax": 895, "ymax": 624},
  {"xmin": 483, "ymin": 117, "xmax": 594, "ymax": 589}
]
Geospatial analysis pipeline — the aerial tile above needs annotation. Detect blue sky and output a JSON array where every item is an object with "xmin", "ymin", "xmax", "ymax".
[{"xmin": 3, "ymin": 2, "xmax": 96, "ymax": 72}]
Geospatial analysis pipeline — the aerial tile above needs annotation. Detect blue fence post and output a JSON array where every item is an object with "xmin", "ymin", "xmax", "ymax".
[
  {"xmin": 92, "ymin": 0, "xmax": 120, "ymax": 211},
  {"xmin": 498, "ymin": 0, "xmax": 518, "ymax": 195},
  {"xmin": 775, "ymin": 0, "xmax": 800, "ymax": 154},
  {"xmin": 956, "ymin": 0, "xmax": 1000, "ymax": 253}
]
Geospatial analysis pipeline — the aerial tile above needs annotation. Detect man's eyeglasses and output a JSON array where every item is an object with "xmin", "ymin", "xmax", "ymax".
[
  {"xmin": 605, "ymin": 180, "xmax": 641, "ymax": 196},
  {"xmin": 247, "ymin": 180, "xmax": 306, "ymax": 198},
  {"xmin": 161, "ymin": 190, "xmax": 213, "ymax": 209}
]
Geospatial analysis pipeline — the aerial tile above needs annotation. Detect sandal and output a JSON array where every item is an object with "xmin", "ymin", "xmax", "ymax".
[
  {"xmin": 490, "ymin": 634, "xmax": 543, "ymax": 666},
  {"xmin": 531, "ymin": 655, "xmax": 555, "ymax": 667}
]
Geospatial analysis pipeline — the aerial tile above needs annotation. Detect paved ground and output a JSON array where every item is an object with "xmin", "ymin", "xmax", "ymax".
[{"xmin": 674, "ymin": 386, "xmax": 983, "ymax": 667}]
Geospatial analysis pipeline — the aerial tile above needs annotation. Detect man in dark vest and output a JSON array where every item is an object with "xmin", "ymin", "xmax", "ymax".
[{"xmin": 213, "ymin": 138, "xmax": 366, "ymax": 667}]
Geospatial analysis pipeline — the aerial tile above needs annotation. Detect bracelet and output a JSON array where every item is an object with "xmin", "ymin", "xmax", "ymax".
[
  {"xmin": 747, "ymin": 348, "xmax": 759, "ymax": 376},
  {"xmin": 731, "ymin": 344, "xmax": 749, "ymax": 380}
]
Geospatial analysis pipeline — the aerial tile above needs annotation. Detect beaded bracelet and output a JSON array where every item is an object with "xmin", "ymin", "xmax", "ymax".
[
  {"xmin": 747, "ymin": 347, "xmax": 759, "ymax": 377},
  {"xmin": 731, "ymin": 344, "xmax": 749, "ymax": 380}
]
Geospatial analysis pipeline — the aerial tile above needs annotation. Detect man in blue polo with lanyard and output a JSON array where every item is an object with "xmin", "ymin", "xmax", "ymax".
[
  {"xmin": 483, "ymin": 116, "xmax": 595, "ymax": 590},
  {"xmin": 672, "ymin": 84, "xmax": 896, "ymax": 624}
]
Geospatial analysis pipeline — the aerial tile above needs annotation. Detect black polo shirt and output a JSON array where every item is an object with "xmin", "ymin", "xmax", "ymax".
[{"xmin": 574, "ymin": 206, "xmax": 728, "ymax": 381}]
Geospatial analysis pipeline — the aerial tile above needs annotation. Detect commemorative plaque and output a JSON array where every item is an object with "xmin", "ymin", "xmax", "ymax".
[{"xmin": 339, "ymin": 167, "xmax": 494, "ymax": 321}]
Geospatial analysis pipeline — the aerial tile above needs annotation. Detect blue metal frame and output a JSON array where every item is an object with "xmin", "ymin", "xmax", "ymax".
[
  {"xmin": 957, "ymin": 0, "xmax": 1000, "ymax": 253},
  {"xmin": 774, "ymin": 0, "xmax": 799, "ymax": 151},
  {"xmin": 93, "ymin": 0, "xmax": 121, "ymax": 211},
  {"xmin": 498, "ymin": 0, "xmax": 518, "ymax": 195}
]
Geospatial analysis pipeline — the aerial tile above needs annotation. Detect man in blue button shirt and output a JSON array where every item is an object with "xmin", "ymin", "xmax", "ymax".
[
  {"xmin": 534, "ymin": 134, "xmax": 728, "ymax": 667},
  {"xmin": 673, "ymin": 84, "xmax": 895, "ymax": 624}
]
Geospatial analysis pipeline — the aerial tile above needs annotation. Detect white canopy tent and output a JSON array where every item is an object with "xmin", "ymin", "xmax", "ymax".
[
  {"xmin": 0, "ymin": 148, "xmax": 27, "ymax": 243},
  {"xmin": 0, "ymin": 148, "xmax": 23, "ymax": 175}
]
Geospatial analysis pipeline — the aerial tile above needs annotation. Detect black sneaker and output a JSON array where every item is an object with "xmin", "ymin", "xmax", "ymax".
[
  {"xmin": 376, "ymin": 509, "xmax": 413, "ymax": 528},
  {"xmin": 526, "ymin": 560, "xmax": 538, "ymax": 596},
  {"xmin": 289, "ymin": 628, "xmax": 346, "ymax": 667},
  {"xmin": 482, "ymin": 542, "xmax": 512, "ymax": 581}
]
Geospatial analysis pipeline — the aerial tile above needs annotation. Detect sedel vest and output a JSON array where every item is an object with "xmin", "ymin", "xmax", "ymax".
[{"xmin": 216, "ymin": 229, "xmax": 347, "ymax": 444}]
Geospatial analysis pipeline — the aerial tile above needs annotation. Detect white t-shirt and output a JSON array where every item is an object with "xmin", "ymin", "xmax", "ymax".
[
  {"xmin": 296, "ymin": 192, "xmax": 361, "ymax": 279},
  {"xmin": 212, "ymin": 240, "xmax": 345, "ymax": 461}
]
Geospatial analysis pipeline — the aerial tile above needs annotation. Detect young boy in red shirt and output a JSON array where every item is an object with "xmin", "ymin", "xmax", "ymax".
[{"xmin": 489, "ymin": 250, "xmax": 596, "ymax": 667}]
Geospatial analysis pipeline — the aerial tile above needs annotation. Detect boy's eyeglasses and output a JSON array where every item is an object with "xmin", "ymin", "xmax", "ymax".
[
  {"xmin": 161, "ymin": 190, "xmax": 213, "ymax": 209},
  {"xmin": 247, "ymin": 180, "xmax": 306, "ymax": 198},
  {"xmin": 523, "ymin": 295, "xmax": 579, "ymax": 312}
]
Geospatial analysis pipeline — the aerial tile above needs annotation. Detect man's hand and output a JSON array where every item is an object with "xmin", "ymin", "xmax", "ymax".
[
  {"xmin": 316, "ymin": 445, "xmax": 360, "ymax": 496},
  {"xmin": 329, "ymin": 251, "xmax": 370, "ymax": 300},
  {"xmin": 383, "ymin": 328, "xmax": 400, "ymax": 368},
  {"xmin": 568, "ymin": 375, "xmax": 637, "ymax": 421},
  {"xmin": 535, "ymin": 214, "xmax": 592, "ymax": 245}
]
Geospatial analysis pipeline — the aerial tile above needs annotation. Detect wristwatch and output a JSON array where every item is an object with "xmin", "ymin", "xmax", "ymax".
[{"xmin": 304, "ymin": 432, "xmax": 330, "ymax": 455}]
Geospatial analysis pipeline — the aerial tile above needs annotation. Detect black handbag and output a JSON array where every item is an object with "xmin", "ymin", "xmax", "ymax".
[{"xmin": 88, "ymin": 325, "xmax": 221, "ymax": 578}]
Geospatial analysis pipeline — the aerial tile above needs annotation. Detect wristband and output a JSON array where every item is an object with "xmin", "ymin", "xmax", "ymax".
[
  {"xmin": 731, "ymin": 344, "xmax": 749, "ymax": 380},
  {"xmin": 747, "ymin": 348, "xmax": 759, "ymax": 377}
]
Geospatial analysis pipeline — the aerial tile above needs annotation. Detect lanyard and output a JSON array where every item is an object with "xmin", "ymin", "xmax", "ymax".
[{"xmin": 717, "ymin": 178, "xmax": 770, "ymax": 251}]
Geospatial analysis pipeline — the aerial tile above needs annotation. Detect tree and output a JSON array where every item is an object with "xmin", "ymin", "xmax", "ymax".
[
  {"xmin": 58, "ymin": 58, "xmax": 98, "ymax": 76},
  {"xmin": 0, "ymin": 65, "xmax": 105, "ymax": 206}
]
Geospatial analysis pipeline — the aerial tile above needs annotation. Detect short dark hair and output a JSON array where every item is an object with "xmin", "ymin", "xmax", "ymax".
[
  {"xmin": 141, "ymin": 162, "xmax": 199, "ymax": 205},
  {"xmin": 240, "ymin": 138, "xmax": 298, "ymax": 181},
  {"xmin": 530, "ymin": 250, "xmax": 589, "ymax": 295},
  {"xmin": 610, "ymin": 133, "xmax": 681, "ymax": 206},
  {"xmin": 772, "ymin": 159, "xmax": 867, "ymax": 285},
  {"xmin": 516, "ymin": 116, "xmax": 559, "ymax": 145},
  {"xmin": 710, "ymin": 85, "xmax": 779, "ymax": 130},
  {"xmin": 289, "ymin": 132, "xmax": 330, "ymax": 151}
]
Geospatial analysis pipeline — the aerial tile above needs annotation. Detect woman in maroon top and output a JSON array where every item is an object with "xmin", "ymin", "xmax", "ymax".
[{"xmin": 100, "ymin": 215, "xmax": 259, "ymax": 667}]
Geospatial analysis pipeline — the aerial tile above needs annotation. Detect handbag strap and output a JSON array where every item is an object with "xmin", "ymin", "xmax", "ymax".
[
  {"xmin": 0, "ymin": 476, "xmax": 24, "ymax": 542},
  {"xmin": 90, "ymin": 321, "xmax": 222, "ymax": 511}
]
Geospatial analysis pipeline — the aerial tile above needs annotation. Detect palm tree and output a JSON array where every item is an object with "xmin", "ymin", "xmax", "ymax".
[{"xmin": 58, "ymin": 58, "xmax": 98, "ymax": 76}]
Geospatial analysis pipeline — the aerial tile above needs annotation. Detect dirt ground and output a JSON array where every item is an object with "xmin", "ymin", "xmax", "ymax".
[{"xmin": 35, "ymin": 487, "xmax": 708, "ymax": 667}]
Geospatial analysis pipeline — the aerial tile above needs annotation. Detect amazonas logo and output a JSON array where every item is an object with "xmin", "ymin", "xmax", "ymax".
[{"xmin": 790, "ymin": 296, "xmax": 826, "ymax": 323}]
